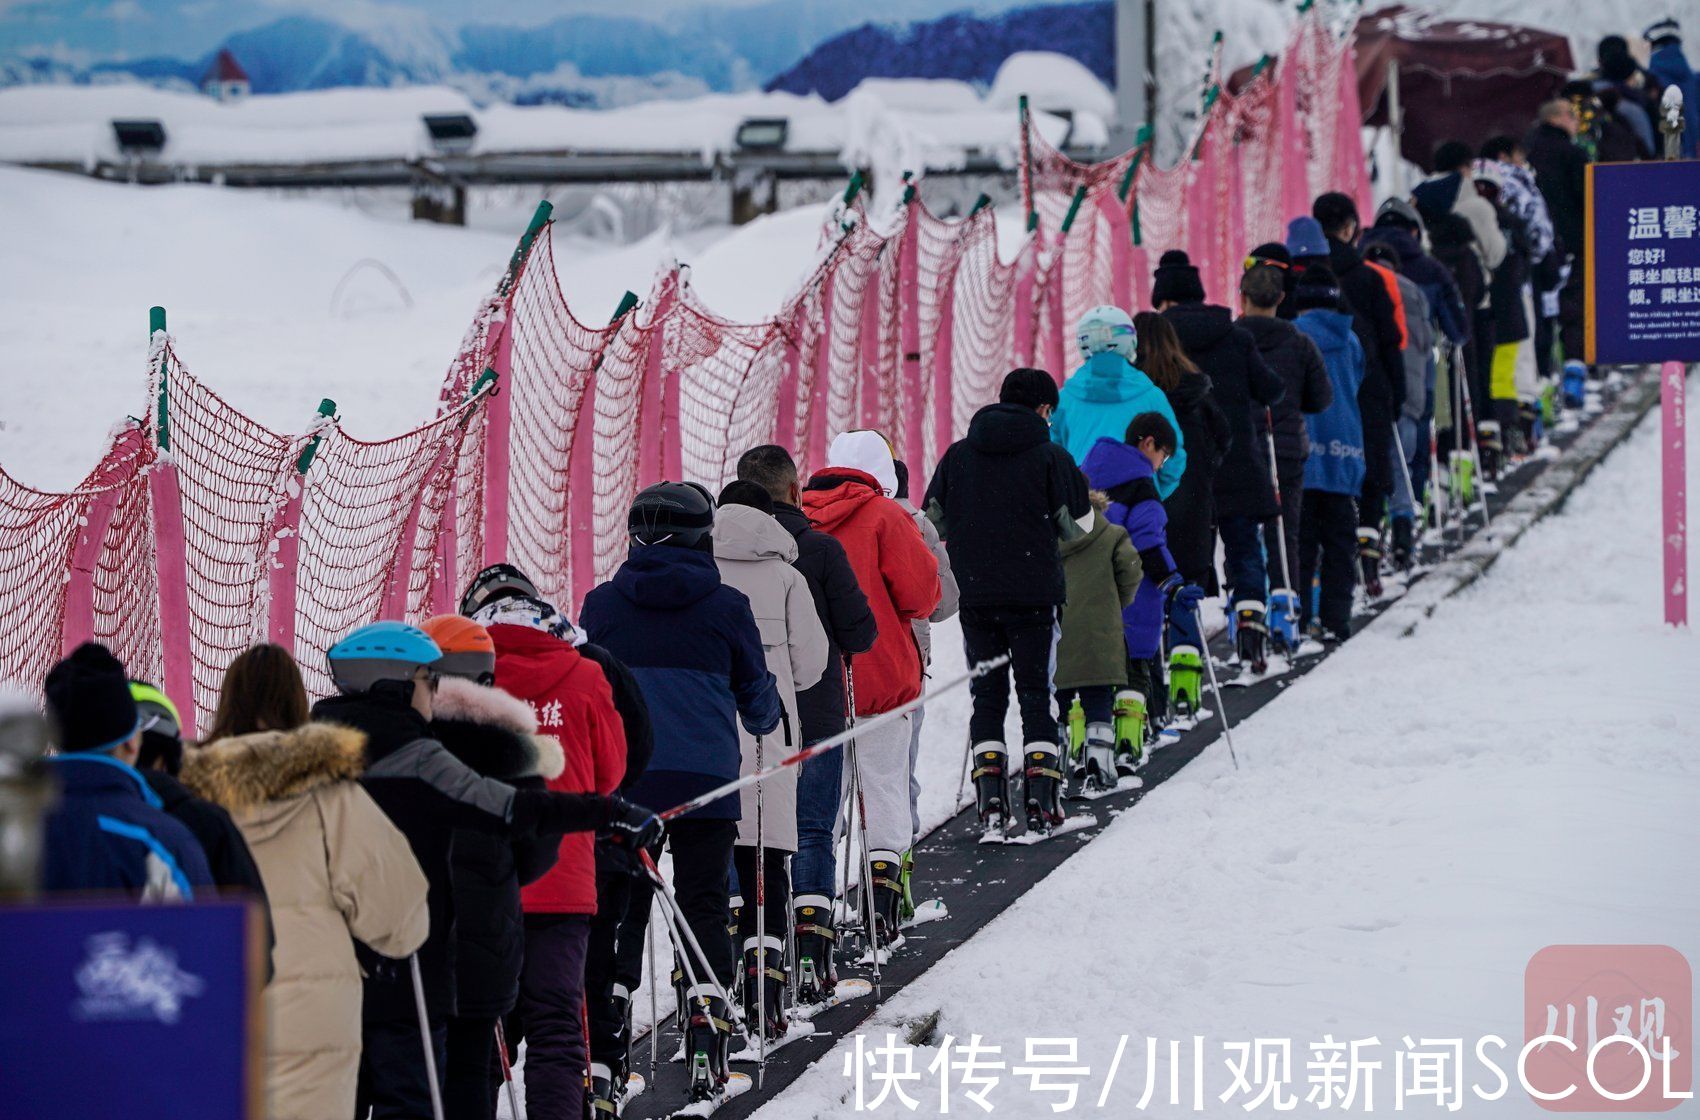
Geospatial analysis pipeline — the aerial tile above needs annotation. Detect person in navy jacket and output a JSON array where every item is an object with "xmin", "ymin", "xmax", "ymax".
[
  {"xmin": 41, "ymin": 642, "xmax": 214, "ymax": 900},
  {"xmin": 580, "ymin": 480, "xmax": 780, "ymax": 1096}
]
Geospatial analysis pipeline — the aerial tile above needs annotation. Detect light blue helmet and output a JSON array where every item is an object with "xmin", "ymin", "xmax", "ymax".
[
  {"xmin": 1076, "ymin": 305, "xmax": 1137, "ymax": 360},
  {"xmin": 326, "ymin": 620, "xmax": 442, "ymax": 695}
]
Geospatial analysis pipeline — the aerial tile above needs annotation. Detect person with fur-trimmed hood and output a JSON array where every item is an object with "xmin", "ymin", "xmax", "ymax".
[
  {"xmin": 184, "ymin": 645, "xmax": 428, "ymax": 1120},
  {"xmin": 418, "ymin": 614, "xmax": 568, "ymax": 1120}
]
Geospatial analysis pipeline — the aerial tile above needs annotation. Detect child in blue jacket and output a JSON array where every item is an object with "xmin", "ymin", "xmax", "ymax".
[
  {"xmin": 1054, "ymin": 306, "xmax": 1187, "ymax": 499},
  {"xmin": 1293, "ymin": 266, "xmax": 1367, "ymax": 642},
  {"xmin": 1080, "ymin": 413, "xmax": 1204, "ymax": 760}
]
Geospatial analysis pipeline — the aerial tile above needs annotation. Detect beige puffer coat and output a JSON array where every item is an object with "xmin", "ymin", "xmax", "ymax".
[
  {"xmin": 182, "ymin": 723, "xmax": 428, "ymax": 1120},
  {"xmin": 712, "ymin": 503, "xmax": 829, "ymax": 850}
]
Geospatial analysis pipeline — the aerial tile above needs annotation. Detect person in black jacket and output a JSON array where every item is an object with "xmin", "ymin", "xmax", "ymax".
[
  {"xmin": 1523, "ymin": 99, "xmax": 1588, "ymax": 363},
  {"xmin": 923, "ymin": 368, "xmax": 1090, "ymax": 833},
  {"xmin": 419, "ymin": 615, "xmax": 560, "ymax": 1120},
  {"xmin": 1154, "ymin": 250, "xmax": 1285, "ymax": 670},
  {"xmin": 315, "ymin": 621, "xmax": 656, "ymax": 1120},
  {"xmin": 130, "ymin": 679, "xmax": 274, "ymax": 977},
  {"xmin": 1313, "ymin": 192, "xmax": 1406, "ymax": 596},
  {"xmin": 1237, "ymin": 261, "xmax": 1333, "ymax": 606},
  {"xmin": 735, "ymin": 443, "xmax": 874, "ymax": 989}
]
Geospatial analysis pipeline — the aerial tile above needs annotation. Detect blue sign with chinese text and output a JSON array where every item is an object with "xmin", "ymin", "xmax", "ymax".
[
  {"xmin": 0, "ymin": 900, "xmax": 260, "ymax": 1120},
  {"xmin": 1588, "ymin": 160, "xmax": 1700, "ymax": 364}
]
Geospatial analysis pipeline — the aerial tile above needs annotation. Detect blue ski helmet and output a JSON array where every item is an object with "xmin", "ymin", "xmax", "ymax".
[
  {"xmin": 326, "ymin": 621, "xmax": 441, "ymax": 695},
  {"xmin": 1076, "ymin": 305, "xmax": 1136, "ymax": 360}
]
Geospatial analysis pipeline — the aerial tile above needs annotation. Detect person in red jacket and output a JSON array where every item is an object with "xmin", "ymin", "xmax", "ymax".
[
  {"xmin": 458, "ymin": 582, "xmax": 627, "ymax": 1120},
  {"xmin": 801, "ymin": 430, "xmax": 940, "ymax": 942}
]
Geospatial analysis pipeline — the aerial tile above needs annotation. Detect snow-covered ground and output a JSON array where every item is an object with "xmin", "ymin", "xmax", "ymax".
[
  {"xmin": 752, "ymin": 397, "xmax": 1700, "ymax": 1119},
  {"xmin": 0, "ymin": 166, "xmax": 843, "ymax": 490}
]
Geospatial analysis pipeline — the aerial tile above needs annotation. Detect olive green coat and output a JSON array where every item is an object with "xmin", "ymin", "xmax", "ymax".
[{"xmin": 1055, "ymin": 512, "xmax": 1142, "ymax": 689}]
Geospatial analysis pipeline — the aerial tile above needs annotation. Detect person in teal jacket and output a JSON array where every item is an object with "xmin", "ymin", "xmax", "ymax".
[{"xmin": 1052, "ymin": 305, "xmax": 1187, "ymax": 498}]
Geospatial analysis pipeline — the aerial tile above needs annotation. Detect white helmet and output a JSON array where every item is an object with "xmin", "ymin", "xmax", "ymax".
[{"xmin": 1076, "ymin": 305, "xmax": 1137, "ymax": 360}]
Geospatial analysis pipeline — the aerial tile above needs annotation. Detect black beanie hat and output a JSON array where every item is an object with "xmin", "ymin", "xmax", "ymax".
[
  {"xmin": 45, "ymin": 642, "xmax": 140, "ymax": 753},
  {"xmin": 1151, "ymin": 250, "xmax": 1206, "ymax": 305},
  {"xmin": 717, "ymin": 479, "xmax": 774, "ymax": 515},
  {"xmin": 1293, "ymin": 264, "xmax": 1343, "ymax": 312},
  {"xmin": 1247, "ymin": 241, "xmax": 1292, "ymax": 267}
]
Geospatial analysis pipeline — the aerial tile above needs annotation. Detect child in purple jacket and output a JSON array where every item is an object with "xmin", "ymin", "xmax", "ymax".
[{"xmin": 1080, "ymin": 414, "xmax": 1205, "ymax": 760}]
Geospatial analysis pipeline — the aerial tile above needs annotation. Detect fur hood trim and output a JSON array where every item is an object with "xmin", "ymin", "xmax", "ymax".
[
  {"xmin": 433, "ymin": 676, "xmax": 538, "ymax": 735},
  {"xmin": 182, "ymin": 722, "xmax": 366, "ymax": 811},
  {"xmin": 531, "ymin": 734, "xmax": 565, "ymax": 781}
]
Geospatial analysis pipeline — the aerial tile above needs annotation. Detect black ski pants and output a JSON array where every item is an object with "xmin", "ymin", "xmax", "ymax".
[
  {"xmin": 357, "ymin": 1013, "xmax": 446, "ymax": 1120},
  {"xmin": 615, "ymin": 819, "xmax": 738, "ymax": 992},
  {"xmin": 587, "ymin": 850, "xmax": 635, "ymax": 1074},
  {"xmin": 1299, "ymin": 489, "xmax": 1358, "ymax": 637},
  {"xmin": 960, "ymin": 604, "xmax": 1058, "ymax": 746}
]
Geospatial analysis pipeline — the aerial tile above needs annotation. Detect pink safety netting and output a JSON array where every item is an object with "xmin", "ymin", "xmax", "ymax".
[{"xmin": 0, "ymin": 16, "xmax": 1369, "ymax": 731}]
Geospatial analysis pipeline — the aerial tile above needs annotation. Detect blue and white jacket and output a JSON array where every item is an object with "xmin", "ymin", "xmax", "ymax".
[
  {"xmin": 1295, "ymin": 308, "xmax": 1367, "ymax": 496},
  {"xmin": 43, "ymin": 753, "xmax": 214, "ymax": 901}
]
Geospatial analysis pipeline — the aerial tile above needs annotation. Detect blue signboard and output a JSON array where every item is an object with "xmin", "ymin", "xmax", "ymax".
[
  {"xmin": 1587, "ymin": 160, "xmax": 1700, "ymax": 364},
  {"xmin": 0, "ymin": 900, "xmax": 260, "ymax": 1120}
]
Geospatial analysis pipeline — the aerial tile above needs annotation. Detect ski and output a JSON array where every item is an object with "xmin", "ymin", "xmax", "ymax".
[
  {"xmin": 904, "ymin": 899, "xmax": 948, "ymax": 928},
  {"xmin": 1003, "ymin": 814, "xmax": 1096, "ymax": 846},
  {"xmin": 728, "ymin": 1018, "xmax": 819, "ymax": 1062},
  {"xmin": 1068, "ymin": 774, "xmax": 1143, "ymax": 801},
  {"xmin": 792, "ymin": 977, "xmax": 874, "ymax": 1020},
  {"xmin": 666, "ymin": 1072, "xmax": 753, "ymax": 1118}
]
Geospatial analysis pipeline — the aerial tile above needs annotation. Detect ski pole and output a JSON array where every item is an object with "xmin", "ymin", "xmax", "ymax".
[
  {"xmin": 639, "ymin": 850, "xmax": 739, "ymax": 1018},
  {"xmin": 1390, "ymin": 420, "xmax": 1420, "ymax": 558},
  {"xmin": 1192, "ymin": 607, "xmax": 1240, "ymax": 771},
  {"xmin": 646, "ymin": 906, "xmax": 660, "ymax": 1087},
  {"xmin": 493, "ymin": 1017, "xmax": 521, "ymax": 1120},
  {"xmin": 755, "ymin": 733, "xmax": 767, "ymax": 1088},
  {"xmin": 1455, "ymin": 361, "xmax": 1493, "ymax": 528},
  {"xmin": 953, "ymin": 731, "xmax": 972, "ymax": 812},
  {"xmin": 845, "ymin": 664, "xmax": 883, "ymax": 996},
  {"xmin": 655, "ymin": 655, "xmax": 1010, "ymax": 822},
  {"xmin": 1427, "ymin": 415, "xmax": 1446, "ymax": 543},
  {"xmin": 408, "ymin": 953, "xmax": 446, "ymax": 1120}
]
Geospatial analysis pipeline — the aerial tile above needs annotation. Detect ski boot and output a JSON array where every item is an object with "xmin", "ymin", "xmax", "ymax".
[
  {"xmin": 1449, "ymin": 450, "xmax": 1476, "ymax": 510},
  {"xmin": 1023, "ymin": 742, "xmax": 1065, "ymax": 835},
  {"xmin": 1356, "ymin": 527, "xmax": 1384, "ymax": 598},
  {"xmin": 868, "ymin": 850, "xmax": 905, "ymax": 945},
  {"xmin": 1064, "ymin": 697, "xmax": 1087, "ymax": 782},
  {"xmin": 1111, "ymin": 690, "xmax": 1146, "ymax": 775},
  {"xmin": 682, "ymin": 986, "xmax": 733, "ymax": 1104},
  {"xmin": 1233, "ymin": 600, "xmax": 1268, "ymax": 675},
  {"xmin": 1267, "ymin": 589, "xmax": 1301, "ymax": 655},
  {"xmin": 725, "ymin": 894, "xmax": 744, "ymax": 1005},
  {"xmin": 590, "ymin": 1061, "xmax": 623, "ymax": 1118},
  {"xmin": 1081, "ymin": 720, "xmax": 1119, "ymax": 791},
  {"xmin": 971, "ymin": 743, "xmax": 1009, "ymax": 841},
  {"xmin": 1168, "ymin": 646, "xmax": 1203, "ymax": 721},
  {"xmin": 1518, "ymin": 400, "xmax": 1542, "ymax": 452},
  {"xmin": 1390, "ymin": 516, "xmax": 1416, "ymax": 573},
  {"xmin": 671, "ymin": 958, "xmax": 690, "ymax": 1034},
  {"xmin": 1477, "ymin": 420, "xmax": 1503, "ymax": 480},
  {"xmin": 740, "ymin": 934, "xmax": 787, "ymax": 1040},
  {"xmin": 1562, "ymin": 360, "xmax": 1587, "ymax": 410},
  {"xmin": 793, "ymin": 894, "xmax": 836, "ymax": 1007}
]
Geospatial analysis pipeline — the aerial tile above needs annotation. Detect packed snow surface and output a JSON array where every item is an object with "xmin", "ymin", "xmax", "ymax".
[{"xmin": 749, "ymin": 403, "xmax": 1700, "ymax": 1118}]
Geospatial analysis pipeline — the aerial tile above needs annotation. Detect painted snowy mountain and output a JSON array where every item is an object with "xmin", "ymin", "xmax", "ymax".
[{"xmin": 766, "ymin": 1, "xmax": 1114, "ymax": 100}]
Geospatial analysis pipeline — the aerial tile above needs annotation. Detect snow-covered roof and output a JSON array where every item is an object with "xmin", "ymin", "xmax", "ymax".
[{"xmin": 0, "ymin": 72, "xmax": 1104, "ymax": 169}]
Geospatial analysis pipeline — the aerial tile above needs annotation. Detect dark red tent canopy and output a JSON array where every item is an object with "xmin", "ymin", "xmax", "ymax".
[{"xmin": 1354, "ymin": 6, "xmax": 1574, "ymax": 171}]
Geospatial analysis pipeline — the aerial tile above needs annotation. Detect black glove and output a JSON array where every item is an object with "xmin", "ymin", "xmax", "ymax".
[
  {"xmin": 512, "ymin": 788, "xmax": 604, "ymax": 835},
  {"xmin": 597, "ymin": 796, "xmax": 664, "ymax": 875}
]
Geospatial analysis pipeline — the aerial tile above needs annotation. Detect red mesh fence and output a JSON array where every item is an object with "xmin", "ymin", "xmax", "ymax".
[{"xmin": 0, "ymin": 15, "xmax": 1367, "ymax": 730}]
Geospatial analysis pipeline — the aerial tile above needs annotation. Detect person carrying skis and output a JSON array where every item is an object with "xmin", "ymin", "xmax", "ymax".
[
  {"xmin": 807, "ymin": 431, "xmax": 938, "ymax": 928},
  {"xmin": 1293, "ymin": 266, "xmax": 1368, "ymax": 644},
  {"xmin": 711, "ymin": 480, "xmax": 828, "ymax": 1037},
  {"xmin": 1081, "ymin": 414, "xmax": 1205, "ymax": 752},
  {"xmin": 732, "ymin": 443, "xmax": 875, "ymax": 1006},
  {"xmin": 922, "ymin": 371, "xmax": 1083, "ymax": 840},
  {"xmin": 579, "ymin": 481, "xmax": 782, "ymax": 1104},
  {"xmin": 1050, "ymin": 305, "xmax": 1187, "ymax": 497}
]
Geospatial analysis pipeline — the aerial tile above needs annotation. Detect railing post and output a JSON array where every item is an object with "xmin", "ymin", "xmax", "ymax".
[{"xmin": 269, "ymin": 399, "xmax": 336, "ymax": 654}]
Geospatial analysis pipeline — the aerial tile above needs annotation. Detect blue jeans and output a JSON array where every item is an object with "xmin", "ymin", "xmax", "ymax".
[
  {"xmin": 1217, "ymin": 513, "xmax": 1268, "ymax": 607},
  {"xmin": 791, "ymin": 742, "xmax": 842, "ymax": 898},
  {"xmin": 1165, "ymin": 599, "xmax": 1204, "ymax": 653}
]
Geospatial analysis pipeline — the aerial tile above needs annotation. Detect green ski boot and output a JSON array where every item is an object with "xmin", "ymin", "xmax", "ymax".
[
  {"xmin": 1065, "ymin": 697, "xmax": 1087, "ymax": 779},
  {"xmin": 1111, "ymin": 689, "xmax": 1146, "ymax": 776},
  {"xmin": 1168, "ymin": 645, "xmax": 1203, "ymax": 722},
  {"xmin": 898, "ymin": 850, "xmax": 916, "ymax": 924}
]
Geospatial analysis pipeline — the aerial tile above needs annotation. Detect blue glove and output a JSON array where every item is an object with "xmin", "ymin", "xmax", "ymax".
[{"xmin": 1160, "ymin": 573, "xmax": 1205, "ymax": 613}]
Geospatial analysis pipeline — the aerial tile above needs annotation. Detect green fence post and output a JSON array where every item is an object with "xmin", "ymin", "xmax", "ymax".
[
  {"xmin": 1019, "ymin": 94, "xmax": 1038, "ymax": 233},
  {"xmin": 499, "ymin": 200, "xmax": 553, "ymax": 298},
  {"xmin": 1059, "ymin": 185, "xmax": 1088, "ymax": 234},
  {"xmin": 969, "ymin": 193, "xmax": 993, "ymax": 218},
  {"xmin": 609, "ymin": 290, "xmax": 640, "ymax": 325},
  {"xmin": 295, "ymin": 398, "xmax": 337, "ymax": 474},
  {"xmin": 150, "ymin": 306, "xmax": 169, "ymax": 451}
]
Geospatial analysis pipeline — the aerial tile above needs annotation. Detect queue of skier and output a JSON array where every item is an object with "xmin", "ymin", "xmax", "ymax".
[{"xmin": 26, "ymin": 49, "xmax": 1681, "ymax": 1114}]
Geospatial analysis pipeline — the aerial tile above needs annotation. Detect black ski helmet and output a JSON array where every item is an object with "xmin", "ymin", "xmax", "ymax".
[
  {"xmin": 628, "ymin": 481, "xmax": 715, "ymax": 548},
  {"xmin": 459, "ymin": 562, "xmax": 539, "ymax": 617}
]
